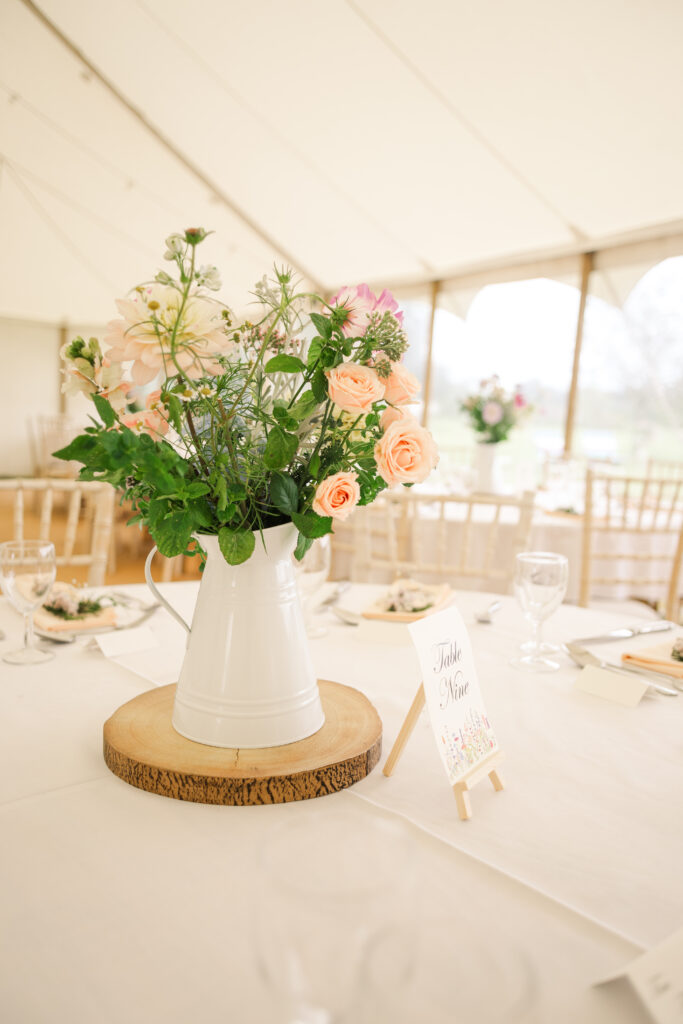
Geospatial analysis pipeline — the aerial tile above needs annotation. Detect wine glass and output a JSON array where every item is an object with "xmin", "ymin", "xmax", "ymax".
[
  {"xmin": 511, "ymin": 552, "xmax": 568, "ymax": 672},
  {"xmin": 0, "ymin": 540, "xmax": 57, "ymax": 665},
  {"xmin": 294, "ymin": 535, "xmax": 332, "ymax": 638}
]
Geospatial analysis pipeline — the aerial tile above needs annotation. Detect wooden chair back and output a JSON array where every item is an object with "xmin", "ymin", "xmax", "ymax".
[
  {"xmin": 0, "ymin": 479, "xmax": 115, "ymax": 587},
  {"xmin": 345, "ymin": 489, "xmax": 536, "ymax": 589},
  {"xmin": 580, "ymin": 470, "xmax": 683, "ymax": 619},
  {"xmin": 30, "ymin": 415, "xmax": 82, "ymax": 478},
  {"xmin": 646, "ymin": 458, "xmax": 683, "ymax": 481}
]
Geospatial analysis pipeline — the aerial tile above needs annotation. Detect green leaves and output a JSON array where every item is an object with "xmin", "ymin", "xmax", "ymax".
[
  {"xmin": 263, "ymin": 426, "xmax": 299, "ymax": 470},
  {"xmin": 311, "ymin": 367, "xmax": 328, "ymax": 402},
  {"xmin": 147, "ymin": 501, "xmax": 194, "ymax": 557},
  {"xmin": 53, "ymin": 434, "xmax": 98, "ymax": 464},
  {"xmin": 294, "ymin": 533, "xmax": 314, "ymax": 561},
  {"xmin": 264, "ymin": 354, "xmax": 306, "ymax": 374},
  {"xmin": 166, "ymin": 394, "xmax": 183, "ymax": 433},
  {"xmin": 218, "ymin": 527, "xmax": 255, "ymax": 565},
  {"xmin": 273, "ymin": 405, "xmax": 298, "ymax": 432},
  {"xmin": 270, "ymin": 473, "xmax": 299, "ymax": 517},
  {"xmin": 92, "ymin": 393, "xmax": 116, "ymax": 428},
  {"xmin": 289, "ymin": 390, "xmax": 317, "ymax": 422},
  {"xmin": 310, "ymin": 312, "xmax": 332, "ymax": 340},
  {"xmin": 292, "ymin": 510, "xmax": 333, "ymax": 539},
  {"xmin": 307, "ymin": 337, "xmax": 323, "ymax": 368}
]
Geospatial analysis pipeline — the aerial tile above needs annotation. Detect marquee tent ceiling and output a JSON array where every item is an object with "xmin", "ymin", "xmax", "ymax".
[{"xmin": 1, "ymin": 0, "xmax": 682, "ymax": 324}]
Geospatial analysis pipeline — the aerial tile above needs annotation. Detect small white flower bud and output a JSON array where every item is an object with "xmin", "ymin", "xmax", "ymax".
[
  {"xmin": 163, "ymin": 234, "xmax": 185, "ymax": 260},
  {"xmin": 198, "ymin": 264, "xmax": 221, "ymax": 291}
]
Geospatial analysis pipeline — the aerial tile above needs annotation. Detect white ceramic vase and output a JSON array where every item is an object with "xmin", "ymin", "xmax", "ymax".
[
  {"xmin": 474, "ymin": 442, "xmax": 497, "ymax": 493},
  {"xmin": 145, "ymin": 522, "xmax": 325, "ymax": 749}
]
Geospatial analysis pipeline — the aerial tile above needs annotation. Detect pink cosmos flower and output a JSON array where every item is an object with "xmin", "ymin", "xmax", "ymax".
[
  {"xmin": 372, "ymin": 289, "xmax": 404, "ymax": 326},
  {"xmin": 330, "ymin": 284, "xmax": 403, "ymax": 338},
  {"xmin": 482, "ymin": 401, "xmax": 504, "ymax": 426},
  {"xmin": 330, "ymin": 284, "xmax": 376, "ymax": 338},
  {"xmin": 312, "ymin": 471, "xmax": 361, "ymax": 521},
  {"xmin": 104, "ymin": 284, "xmax": 234, "ymax": 386},
  {"xmin": 514, "ymin": 392, "xmax": 526, "ymax": 409}
]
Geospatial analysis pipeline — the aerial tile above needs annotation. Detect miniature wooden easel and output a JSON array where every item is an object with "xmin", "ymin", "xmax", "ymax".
[{"xmin": 383, "ymin": 683, "xmax": 505, "ymax": 821}]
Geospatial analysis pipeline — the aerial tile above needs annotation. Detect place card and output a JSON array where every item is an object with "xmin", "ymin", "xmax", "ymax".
[
  {"xmin": 597, "ymin": 925, "xmax": 683, "ymax": 1024},
  {"xmin": 94, "ymin": 625, "xmax": 158, "ymax": 658},
  {"xmin": 408, "ymin": 607, "xmax": 498, "ymax": 785},
  {"xmin": 575, "ymin": 665, "xmax": 649, "ymax": 707}
]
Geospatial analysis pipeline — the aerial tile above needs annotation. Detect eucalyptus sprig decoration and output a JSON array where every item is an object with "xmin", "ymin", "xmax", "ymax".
[{"xmin": 57, "ymin": 230, "xmax": 439, "ymax": 564}]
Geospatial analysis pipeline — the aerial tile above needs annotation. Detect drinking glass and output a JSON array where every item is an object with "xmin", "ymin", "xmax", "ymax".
[
  {"xmin": 511, "ymin": 552, "xmax": 568, "ymax": 672},
  {"xmin": 294, "ymin": 535, "xmax": 332, "ymax": 638},
  {"xmin": 254, "ymin": 808, "xmax": 417, "ymax": 1024},
  {"xmin": 0, "ymin": 540, "xmax": 57, "ymax": 664}
]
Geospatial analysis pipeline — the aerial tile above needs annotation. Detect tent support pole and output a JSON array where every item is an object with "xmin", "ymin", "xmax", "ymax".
[
  {"xmin": 421, "ymin": 280, "xmax": 440, "ymax": 428},
  {"xmin": 58, "ymin": 321, "xmax": 68, "ymax": 414},
  {"xmin": 563, "ymin": 252, "xmax": 593, "ymax": 456}
]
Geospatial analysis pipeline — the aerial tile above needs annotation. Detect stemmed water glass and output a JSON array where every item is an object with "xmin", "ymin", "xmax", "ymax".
[
  {"xmin": 0, "ymin": 540, "xmax": 57, "ymax": 664},
  {"xmin": 294, "ymin": 535, "xmax": 332, "ymax": 638},
  {"xmin": 511, "ymin": 552, "xmax": 568, "ymax": 672}
]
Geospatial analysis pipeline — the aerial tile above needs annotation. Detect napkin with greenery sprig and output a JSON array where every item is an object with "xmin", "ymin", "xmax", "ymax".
[{"xmin": 621, "ymin": 636, "xmax": 683, "ymax": 679}]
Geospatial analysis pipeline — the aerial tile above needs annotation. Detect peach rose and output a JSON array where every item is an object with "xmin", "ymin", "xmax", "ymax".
[
  {"xmin": 380, "ymin": 406, "xmax": 414, "ymax": 431},
  {"xmin": 382, "ymin": 362, "xmax": 420, "ymax": 405},
  {"xmin": 326, "ymin": 363, "xmax": 385, "ymax": 413},
  {"xmin": 312, "ymin": 471, "xmax": 361, "ymax": 521},
  {"xmin": 374, "ymin": 419, "xmax": 438, "ymax": 486}
]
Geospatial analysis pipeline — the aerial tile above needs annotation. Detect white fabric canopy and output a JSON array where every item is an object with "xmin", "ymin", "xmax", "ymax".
[{"xmin": 1, "ymin": 0, "xmax": 683, "ymax": 323}]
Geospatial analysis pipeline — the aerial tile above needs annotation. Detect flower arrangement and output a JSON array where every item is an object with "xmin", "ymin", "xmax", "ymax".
[
  {"xmin": 461, "ymin": 376, "xmax": 530, "ymax": 444},
  {"xmin": 43, "ymin": 583, "xmax": 105, "ymax": 620},
  {"xmin": 56, "ymin": 229, "xmax": 438, "ymax": 565}
]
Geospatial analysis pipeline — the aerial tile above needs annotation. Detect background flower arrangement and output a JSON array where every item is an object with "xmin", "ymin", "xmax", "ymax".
[
  {"xmin": 57, "ymin": 229, "xmax": 438, "ymax": 565},
  {"xmin": 461, "ymin": 376, "xmax": 530, "ymax": 444}
]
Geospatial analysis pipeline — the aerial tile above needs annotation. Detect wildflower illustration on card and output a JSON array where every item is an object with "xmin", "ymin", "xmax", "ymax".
[{"xmin": 409, "ymin": 607, "xmax": 498, "ymax": 785}]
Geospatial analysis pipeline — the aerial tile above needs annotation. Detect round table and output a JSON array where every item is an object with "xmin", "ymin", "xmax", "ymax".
[{"xmin": 0, "ymin": 581, "xmax": 679, "ymax": 1023}]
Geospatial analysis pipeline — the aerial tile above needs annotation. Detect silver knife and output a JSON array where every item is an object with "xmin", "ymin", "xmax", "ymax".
[
  {"xmin": 565, "ymin": 644, "xmax": 679, "ymax": 696},
  {"xmin": 571, "ymin": 621, "xmax": 673, "ymax": 645}
]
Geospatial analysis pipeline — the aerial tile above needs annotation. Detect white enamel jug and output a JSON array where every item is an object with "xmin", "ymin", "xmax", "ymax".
[{"xmin": 145, "ymin": 522, "xmax": 325, "ymax": 749}]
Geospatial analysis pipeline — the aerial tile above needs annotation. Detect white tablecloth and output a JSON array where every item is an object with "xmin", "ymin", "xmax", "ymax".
[{"xmin": 1, "ymin": 582, "xmax": 680, "ymax": 1023}]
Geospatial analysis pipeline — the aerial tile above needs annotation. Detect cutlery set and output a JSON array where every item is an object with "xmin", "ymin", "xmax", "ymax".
[
  {"xmin": 8, "ymin": 580, "xmax": 679, "ymax": 699},
  {"xmin": 564, "ymin": 643, "xmax": 681, "ymax": 696},
  {"xmin": 327, "ymin": 588, "xmax": 681, "ymax": 697}
]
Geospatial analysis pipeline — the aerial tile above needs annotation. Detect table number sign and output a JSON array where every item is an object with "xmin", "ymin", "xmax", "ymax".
[
  {"xmin": 597, "ymin": 925, "xmax": 683, "ymax": 1024},
  {"xmin": 383, "ymin": 606, "xmax": 505, "ymax": 820}
]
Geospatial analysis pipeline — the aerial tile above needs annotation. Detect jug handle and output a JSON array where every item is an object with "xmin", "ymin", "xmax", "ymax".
[{"xmin": 144, "ymin": 546, "xmax": 191, "ymax": 634}]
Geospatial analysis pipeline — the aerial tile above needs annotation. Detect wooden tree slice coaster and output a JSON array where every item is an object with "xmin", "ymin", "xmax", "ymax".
[{"xmin": 103, "ymin": 680, "xmax": 382, "ymax": 805}]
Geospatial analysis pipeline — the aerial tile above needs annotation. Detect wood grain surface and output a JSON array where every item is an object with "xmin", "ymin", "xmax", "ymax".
[{"xmin": 103, "ymin": 680, "xmax": 382, "ymax": 805}]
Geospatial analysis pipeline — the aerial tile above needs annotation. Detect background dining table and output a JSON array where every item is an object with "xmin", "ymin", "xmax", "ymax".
[
  {"xmin": 0, "ymin": 580, "xmax": 680, "ymax": 1023},
  {"xmin": 333, "ymin": 499, "xmax": 678, "ymax": 607}
]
